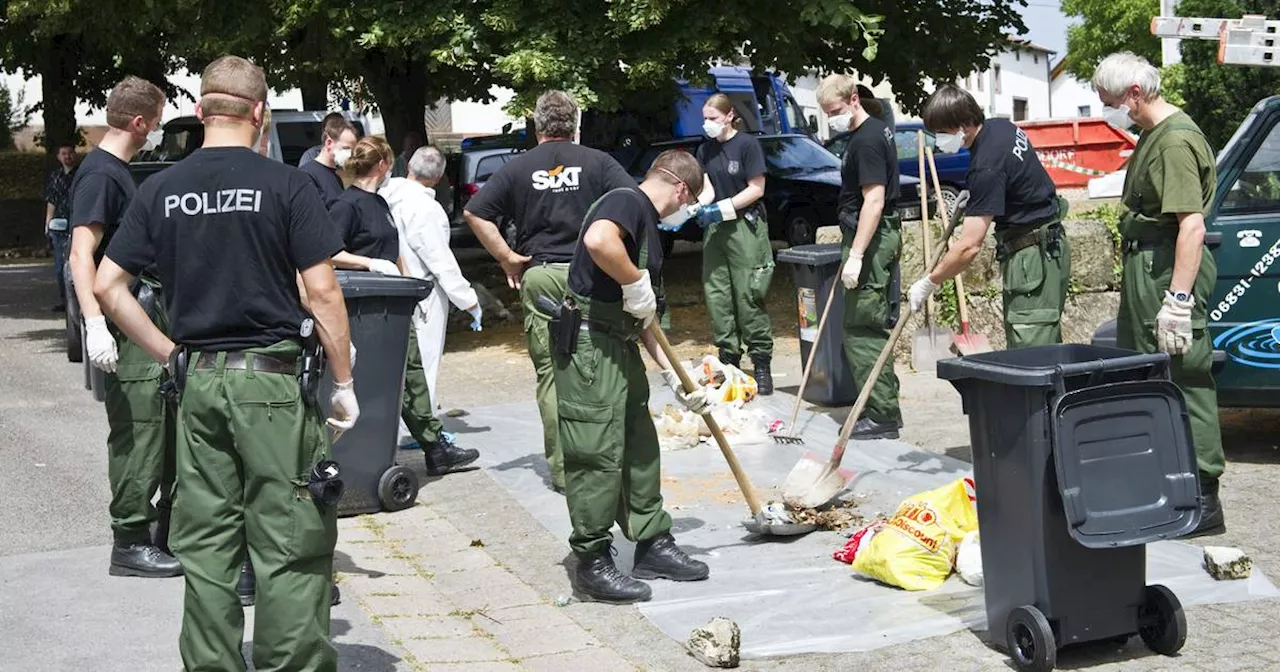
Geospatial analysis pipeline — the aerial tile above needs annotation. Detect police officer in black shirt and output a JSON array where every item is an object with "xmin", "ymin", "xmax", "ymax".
[
  {"xmin": 552, "ymin": 149, "xmax": 713, "ymax": 603},
  {"xmin": 67, "ymin": 75, "xmax": 183, "ymax": 577},
  {"xmin": 912, "ymin": 84, "xmax": 1070, "ymax": 348},
  {"xmin": 463, "ymin": 90, "xmax": 638, "ymax": 494},
  {"xmin": 816, "ymin": 74, "xmax": 904, "ymax": 440},
  {"xmin": 300, "ymin": 115, "xmax": 358, "ymax": 207},
  {"xmin": 92, "ymin": 55, "xmax": 356, "ymax": 670}
]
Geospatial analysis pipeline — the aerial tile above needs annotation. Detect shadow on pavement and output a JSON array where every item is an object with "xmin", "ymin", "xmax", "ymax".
[
  {"xmin": 1220, "ymin": 408, "xmax": 1280, "ymax": 465},
  {"xmin": 0, "ymin": 264, "xmax": 64, "ymax": 322}
]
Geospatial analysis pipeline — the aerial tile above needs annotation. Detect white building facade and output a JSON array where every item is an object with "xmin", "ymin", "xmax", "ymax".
[{"xmin": 1049, "ymin": 58, "xmax": 1102, "ymax": 119}]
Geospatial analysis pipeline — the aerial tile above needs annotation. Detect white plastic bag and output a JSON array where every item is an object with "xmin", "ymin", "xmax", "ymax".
[{"xmin": 956, "ymin": 530, "xmax": 983, "ymax": 587}]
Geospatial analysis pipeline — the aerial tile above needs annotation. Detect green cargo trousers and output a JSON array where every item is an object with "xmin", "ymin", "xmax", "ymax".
[
  {"xmin": 104, "ymin": 289, "xmax": 177, "ymax": 544},
  {"xmin": 169, "ymin": 340, "xmax": 337, "ymax": 672},
  {"xmin": 840, "ymin": 218, "xmax": 903, "ymax": 424},
  {"xmin": 552, "ymin": 295, "xmax": 673, "ymax": 556},
  {"xmin": 702, "ymin": 214, "xmax": 775, "ymax": 358},
  {"xmin": 402, "ymin": 327, "xmax": 444, "ymax": 446},
  {"xmin": 1116, "ymin": 235, "xmax": 1225, "ymax": 479},
  {"xmin": 995, "ymin": 197, "xmax": 1071, "ymax": 348},
  {"xmin": 521, "ymin": 262, "xmax": 571, "ymax": 491}
]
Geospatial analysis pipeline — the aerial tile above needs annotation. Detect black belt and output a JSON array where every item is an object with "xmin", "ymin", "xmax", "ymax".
[
  {"xmin": 580, "ymin": 318, "xmax": 640, "ymax": 342},
  {"xmin": 996, "ymin": 222, "xmax": 1063, "ymax": 261},
  {"xmin": 1123, "ymin": 238, "xmax": 1172, "ymax": 254},
  {"xmin": 193, "ymin": 352, "xmax": 297, "ymax": 375}
]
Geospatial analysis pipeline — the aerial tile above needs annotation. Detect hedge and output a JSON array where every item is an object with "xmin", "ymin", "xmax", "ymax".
[{"xmin": 0, "ymin": 151, "xmax": 51, "ymax": 201}]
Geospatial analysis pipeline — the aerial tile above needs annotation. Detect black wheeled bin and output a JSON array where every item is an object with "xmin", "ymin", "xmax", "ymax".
[
  {"xmin": 320, "ymin": 270, "xmax": 433, "ymax": 517},
  {"xmin": 937, "ymin": 344, "xmax": 1200, "ymax": 672},
  {"xmin": 776, "ymin": 243, "xmax": 899, "ymax": 406}
]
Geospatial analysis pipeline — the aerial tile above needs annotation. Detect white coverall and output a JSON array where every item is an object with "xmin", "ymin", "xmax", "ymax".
[{"xmin": 379, "ymin": 177, "xmax": 479, "ymax": 442}]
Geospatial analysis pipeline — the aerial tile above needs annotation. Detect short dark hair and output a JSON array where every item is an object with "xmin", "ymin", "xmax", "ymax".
[
  {"xmin": 922, "ymin": 85, "xmax": 985, "ymax": 131},
  {"xmin": 322, "ymin": 113, "xmax": 356, "ymax": 142},
  {"xmin": 105, "ymin": 76, "xmax": 166, "ymax": 130}
]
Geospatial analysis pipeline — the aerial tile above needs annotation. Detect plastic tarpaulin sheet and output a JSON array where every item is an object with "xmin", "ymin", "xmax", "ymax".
[{"xmin": 456, "ymin": 389, "xmax": 1279, "ymax": 659}]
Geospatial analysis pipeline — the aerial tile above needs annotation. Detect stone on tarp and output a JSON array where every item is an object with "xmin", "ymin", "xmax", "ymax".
[
  {"xmin": 686, "ymin": 616, "xmax": 741, "ymax": 668},
  {"xmin": 1204, "ymin": 546, "xmax": 1252, "ymax": 581}
]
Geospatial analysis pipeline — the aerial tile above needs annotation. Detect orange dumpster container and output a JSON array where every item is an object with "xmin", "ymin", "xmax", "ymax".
[{"xmin": 1016, "ymin": 118, "xmax": 1137, "ymax": 188}]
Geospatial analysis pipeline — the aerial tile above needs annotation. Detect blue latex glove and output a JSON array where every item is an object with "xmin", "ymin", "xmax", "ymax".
[
  {"xmin": 467, "ymin": 304, "xmax": 483, "ymax": 331},
  {"xmin": 694, "ymin": 199, "xmax": 737, "ymax": 229},
  {"xmin": 657, "ymin": 219, "xmax": 685, "ymax": 233}
]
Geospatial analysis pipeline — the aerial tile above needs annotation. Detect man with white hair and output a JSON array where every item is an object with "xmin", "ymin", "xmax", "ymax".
[
  {"xmin": 380, "ymin": 146, "xmax": 482, "ymax": 402},
  {"xmin": 1092, "ymin": 51, "xmax": 1225, "ymax": 537}
]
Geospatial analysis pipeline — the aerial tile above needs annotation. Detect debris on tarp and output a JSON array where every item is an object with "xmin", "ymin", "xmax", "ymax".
[
  {"xmin": 686, "ymin": 616, "xmax": 741, "ymax": 668},
  {"xmin": 653, "ymin": 403, "xmax": 771, "ymax": 450},
  {"xmin": 1204, "ymin": 546, "xmax": 1252, "ymax": 581},
  {"xmin": 787, "ymin": 499, "xmax": 863, "ymax": 531}
]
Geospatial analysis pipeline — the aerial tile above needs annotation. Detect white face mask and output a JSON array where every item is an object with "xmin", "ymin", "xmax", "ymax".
[
  {"xmin": 703, "ymin": 119, "xmax": 725, "ymax": 139},
  {"xmin": 333, "ymin": 147, "xmax": 352, "ymax": 168},
  {"xmin": 1102, "ymin": 104, "xmax": 1133, "ymax": 130},
  {"xmin": 935, "ymin": 131, "xmax": 965, "ymax": 154},
  {"xmin": 827, "ymin": 113, "xmax": 852, "ymax": 134},
  {"xmin": 659, "ymin": 204, "xmax": 696, "ymax": 231},
  {"xmin": 141, "ymin": 129, "xmax": 164, "ymax": 152}
]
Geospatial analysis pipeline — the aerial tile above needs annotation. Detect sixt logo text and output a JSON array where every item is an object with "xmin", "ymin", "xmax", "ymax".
[{"xmin": 532, "ymin": 165, "xmax": 583, "ymax": 191}]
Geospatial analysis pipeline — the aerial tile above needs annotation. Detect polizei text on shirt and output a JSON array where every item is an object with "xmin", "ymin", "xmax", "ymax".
[{"xmin": 164, "ymin": 189, "xmax": 263, "ymax": 218}]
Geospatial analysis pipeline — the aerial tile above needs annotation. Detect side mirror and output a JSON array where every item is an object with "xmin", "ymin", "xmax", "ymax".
[
  {"xmin": 808, "ymin": 115, "xmax": 818, "ymax": 133},
  {"xmin": 502, "ymin": 122, "xmax": 512, "ymax": 134}
]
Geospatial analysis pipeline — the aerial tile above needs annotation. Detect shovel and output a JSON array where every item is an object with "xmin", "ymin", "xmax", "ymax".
[
  {"xmin": 771, "ymin": 281, "xmax": 839, "ymax": 445},
  {"xmin": 924, "ymin": 145, "xmax": 992, "ymax": 356},
  {"xmin": 782, "ymin": 191, "xmax": 971, "ymax": 510},
  {"xmin": 646, "ymin": 321, "xmax": 816, "ymax": 537},
  {"xmin": 912, "ymin": 131, "xmax": 954, "ymax": 373}
]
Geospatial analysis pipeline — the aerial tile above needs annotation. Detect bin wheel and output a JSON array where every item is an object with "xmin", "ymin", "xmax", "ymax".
[
  {"xmin": 1139, "ymin": 584, "xmax": 1187, "ymax": 655},
  {"xmin": 1006, "ymin": 605, "xmax": 1057, "ymax": 672},
  {"xmin": 378, "ymin": 465, "xmax": 419, "ymax": 512}
]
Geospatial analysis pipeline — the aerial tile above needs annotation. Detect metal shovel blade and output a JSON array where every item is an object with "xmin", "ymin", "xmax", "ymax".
[
  {"xmin": 912, "ymin": 326, "xmax": 954, "ymax": 373},
  {"xmin": 952, "ymin": 330, "xmax": 993, "ymax": 356},
  {"xmin": 780, "ymin": 450, "xmax": 853, "ymax": 510},
  {"xmin": 741, "ymin": 512, "xmax": 818, "ymax": 537}
]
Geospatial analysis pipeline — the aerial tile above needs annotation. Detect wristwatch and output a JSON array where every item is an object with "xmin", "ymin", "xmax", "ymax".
[{"xmin": 1171, "ymin": 291, "xmax": 1192, "ymax": 303}]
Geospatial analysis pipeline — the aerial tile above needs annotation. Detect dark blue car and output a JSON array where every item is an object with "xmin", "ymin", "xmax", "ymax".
[{"xmin": 825, "ymin": 121, "xmax": 968, "ymax": 217}]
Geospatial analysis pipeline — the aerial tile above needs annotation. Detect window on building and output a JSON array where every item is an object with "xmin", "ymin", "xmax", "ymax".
[
  {"xmin": 1078, "ymin": 105, "xmax": 1092, "ymax": 117},
  {"xmin": 1013, "ymin": 98, "xmax": 1029, "ymax": 122},
  {"xmin": 994, "ymin": 65, "xmax": 1002, "ymax": 94},
  {"xmin": 1034, "ymin": 54, "xmax": 1039, "ymax": 65}
]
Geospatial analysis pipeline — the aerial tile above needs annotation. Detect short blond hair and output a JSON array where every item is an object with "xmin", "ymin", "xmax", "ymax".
[
  {"xmin": 816, "ymin": 74, "xmax": 859, "ymax": 106},
  {"xmin": 200, "ymin": 56, "xmax": 268, "ymax": 119}
]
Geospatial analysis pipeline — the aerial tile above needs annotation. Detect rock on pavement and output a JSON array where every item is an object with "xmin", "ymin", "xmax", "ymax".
[
  {"xmin": 687, "ymin": 616, "xmax": 741, "ymax": 668},
  {"xmin": 1204, "ymin": 546, "xmax": 1252, "ymax": 581}
]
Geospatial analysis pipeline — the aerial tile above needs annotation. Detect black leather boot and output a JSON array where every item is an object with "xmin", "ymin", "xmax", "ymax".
[
  {"xmin": 424, "ymin": 432, "xmax": 480, "ymax": 476},
  {"xmin": 632, "ymin": 533, "xmax": 709, "ymax": 582},
  {"xmin": 237, "ymin": 559, "xmax": 256, "ymax": 606},
  {"xmin": 151, "ymin": 502, "xmax": 173, "ymax": 557},
  {"xmin": 109, "ymin": 541, "xmax": 183, "ymax": 578},
  {"xmin": 718, "ymin": 348, "xmax": 741, "ymax": 369},
  {"xmin": 1187, "ymin": 475, "xmax": 1226, "ymax": 538},
  {"xmin": 575, "ymin": 547, "xmax": 652, "ymax": 604},
  {"xmin": 850, "ymin": 417, "xmax": 902, "ymax": 441},
  {"xmin": 750, "ymin": 353, "xmax": 774, "ymax": 396}
]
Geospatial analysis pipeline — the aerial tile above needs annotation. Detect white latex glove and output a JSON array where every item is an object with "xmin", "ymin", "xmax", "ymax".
[
  {"xmin": 1156, "ymin": 291, "xmax": 1194, "ymax": 356},
  {"xmin": 661, "ymin": 369, "xmax": 711, "ymax": 414},
  {"xmin": 85, "ymin": 315, "xmax": 119, "ymax": 373},
  {"xmin": 466, "ymin": 304, "xmax": 483, "ymax": 331},
  {"xmin": 349, "ymin": 342, "xmax": 357, "ymax": 370},
  {"xmin": 908, "ymin": 276, "xmax": 940, "ymax": 313},
  {"xmin": 367, "ymin": 259, "xmax": 401, "ymax": 275},
  {"xmin": 327, "ymin": 379, "xmax": 360, "ymax": 442},
  {"xmin": 841, "ymin": 254, "xmax": 863, "ymax": 290},
  {"xmin": 621, "ymin": 269, "xmax": 658, "ymax": 325}
]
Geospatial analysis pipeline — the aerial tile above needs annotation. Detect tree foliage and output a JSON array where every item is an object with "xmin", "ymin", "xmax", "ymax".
[{"xmin": 1062, "ymin": 0, "xmax": 1160, "ymax": 82}]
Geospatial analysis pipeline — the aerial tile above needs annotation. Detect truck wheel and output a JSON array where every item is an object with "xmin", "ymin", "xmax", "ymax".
[
  {"xmin": 1139, "ymin": 584, "xmax": 1186, "ymax": 656},
  {"xmin": 66, "ymin": 309, "xmax": 83, "ymax": 363},
  {"xmin": 378, "ymin": 465, "xmax": 420, "ymax": 512},
  {"xmin": 785, "ymin": 209, "xmax": 818, "ymax": 248},
  {"xmin": 1006, "ymin": 605, "xmax": 1056, "ymax": 672},
  {"xmin": 940, "ymin": 186, "xmax": 961, "ymax": 222}
]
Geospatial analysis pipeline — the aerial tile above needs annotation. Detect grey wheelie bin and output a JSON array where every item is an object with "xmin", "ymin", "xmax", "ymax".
[
  {"xmin": 776, "ymin": 243, "xmax": 900, "ymax": 405},
  {"xmin": 937, "ymin": 344, "xmax": 1200, "ymax": 672},
  {"xmin": 319, "ymin": 270, "xmax": 433, "ymax": 517}
]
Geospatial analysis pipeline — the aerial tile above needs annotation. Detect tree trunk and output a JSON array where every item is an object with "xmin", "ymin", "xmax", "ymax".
[
  {"xmin": 40, "ymin": 35, "xmax": 80, "ymax": 156},
  {"xmin": 360, "ymin": 51, "xmax": 428, "ymax": 151},
  {"xmin": 300, "ymin": 74, "xmax": 329, "ymax": 111}
]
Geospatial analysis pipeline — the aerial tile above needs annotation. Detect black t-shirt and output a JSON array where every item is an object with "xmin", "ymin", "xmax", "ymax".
[
  {"xmin": 696, "ymin": 131, "xmax": 766, "ymax": 212},
  {"xmin": 69, "ymin": 148, "xmax": 136, "ymax": 265},
  {"xmin": 329, "ymin": 187, "xmax": 400, "ymax": 262},
  {"xmin": 965, "ymin": 118, "xmax": 1059, "ymax": 230},
  {"xmin": 837, "ymin": 116, "xmax": 900, "ymax": 230},
  {"xmin": 463, "ymin": 140, "xmax": 637, "ymax": 263},
  {"xmin": 300, "ymin": 159, "xmax": 344, "ymax": 207},
  {"xmin": 567, "ymin": 188, "xmax": 664, "ymax": 303},
  {"xmin": 104, "ymin": 147, "xmax": 345, "ymax": 351}
]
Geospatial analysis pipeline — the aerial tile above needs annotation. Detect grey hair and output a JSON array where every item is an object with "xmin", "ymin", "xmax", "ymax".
[
  {"xmin": 533, "ymin": 90, "xmax": 578, "ymax": 139},
  {"xmin": 1092, "ymin": 51, "xmax": 1162, "ymax": 101},
  {"xmin": 408, "ymin": 146, "xmax": 446, "ymax": 183}
]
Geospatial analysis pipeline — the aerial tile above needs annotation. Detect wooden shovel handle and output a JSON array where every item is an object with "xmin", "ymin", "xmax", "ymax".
[
  {"xmin": 924, "ymin": 145, "xmax": 970, "ymax": 328},
  {"xmin": 917, "ymin": 132, "xmax": 935, "ymax": 323},
  {"xmin": 647, "ymin": 321, "xmax": 763, "ymax": 515},
  {"xmin": 786, "ymin": 281, "xmax": 839, "ymax": 431}
]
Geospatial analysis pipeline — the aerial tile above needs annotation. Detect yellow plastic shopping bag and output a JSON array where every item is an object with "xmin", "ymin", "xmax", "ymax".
[{"xmin": 850, "ymin": 477, "xmax": 979, "ymax": 591}]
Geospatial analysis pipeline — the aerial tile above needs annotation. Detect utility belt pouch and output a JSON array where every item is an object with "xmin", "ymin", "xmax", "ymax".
[
  {"xmin": 551, "ymin": 299, "xmax": 582, "ymax": 356},
  {"xmin": 306, "ymin": 460, "xmax": 344, "ymax": 511},
  {"xmin": 158, "ymin": 345, "xmax": 188, "ymax": 405},
  {"xmin": 298, "ymin": 317, "xmax": 326, "ymax": 409}
]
